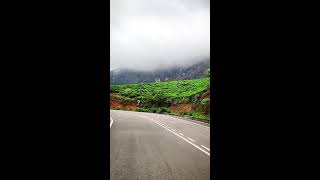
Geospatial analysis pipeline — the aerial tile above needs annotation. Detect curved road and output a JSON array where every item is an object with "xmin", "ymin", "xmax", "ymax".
[{"xmin": 110, "ymin": 110, "xmax": 210, "ymax": 180}]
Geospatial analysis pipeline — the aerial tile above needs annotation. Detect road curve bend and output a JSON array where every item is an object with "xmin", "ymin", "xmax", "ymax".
[{"xmin": 110, "ymin": 110, "xmax": 210, "ymax": 180}]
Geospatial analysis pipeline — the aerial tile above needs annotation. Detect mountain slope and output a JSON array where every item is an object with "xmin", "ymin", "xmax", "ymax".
[
  {"xmin": 110, "ymin": 59, "xmax": 210, "ymax": 84},
  {"xmin": 110, "ymin": 78, "xmax": 210, "ymax": 123}
]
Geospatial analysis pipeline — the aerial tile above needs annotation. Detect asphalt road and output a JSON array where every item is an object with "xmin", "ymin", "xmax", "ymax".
[{"xmin": 110, "ymin": 110, "xmax": 210, "ymax": 180}]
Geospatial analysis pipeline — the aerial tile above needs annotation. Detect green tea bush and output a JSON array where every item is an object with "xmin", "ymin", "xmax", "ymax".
[{"xmin": 111, "ymin": 78, "xmax": 209, "ymax": 102}]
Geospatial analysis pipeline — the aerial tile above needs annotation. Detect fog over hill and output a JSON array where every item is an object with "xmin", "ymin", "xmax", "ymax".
[
  {"xmin": 110, "ymin": 0, "xmax": 210, "ymax": 72},
  {"xmin": 110, "ymin": 59, "xmax": 209, "ymax": 84}
]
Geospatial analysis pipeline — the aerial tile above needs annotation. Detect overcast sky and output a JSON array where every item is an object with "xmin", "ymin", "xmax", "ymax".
[{"xmin": 110, "ymin": 0, "xmax": 210, "ymax": 71}]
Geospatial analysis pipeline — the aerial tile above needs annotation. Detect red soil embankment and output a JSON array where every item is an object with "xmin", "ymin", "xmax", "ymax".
[
  {"xmin": 170, "ymin": 103, "xmax": 193, "ymax": 113},
  {"xmin": 110, "ymin": 99, "xmax": 137, "ymax": 110}
]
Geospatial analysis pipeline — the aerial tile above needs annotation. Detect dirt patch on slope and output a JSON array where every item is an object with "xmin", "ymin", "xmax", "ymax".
[
  {"xmin": 110, "ymin": 99, "xmax": 137, "ymax": 110},
  {"xmin": 170, "ymin": 103, "xmax": 193, "ymax": 113}
]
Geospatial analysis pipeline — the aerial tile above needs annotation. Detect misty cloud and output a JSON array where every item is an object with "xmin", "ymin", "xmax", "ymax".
[{"xmin": 110, "ymin": 0, "xmax": 210, "ymax": 71}]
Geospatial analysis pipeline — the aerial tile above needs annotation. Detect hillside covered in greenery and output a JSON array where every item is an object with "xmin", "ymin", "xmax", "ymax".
[{"xmin": 110, "ymin": 78, "xmax": 210, "ymax": 123}]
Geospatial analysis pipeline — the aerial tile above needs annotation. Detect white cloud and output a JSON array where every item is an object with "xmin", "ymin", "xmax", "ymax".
[{"xmin": 110, "ymin": 0, "xmax": 210, "ymax": 71}]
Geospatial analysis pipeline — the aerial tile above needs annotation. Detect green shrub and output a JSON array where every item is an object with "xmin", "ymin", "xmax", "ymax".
[
  {"xmin": 136, "ymin": 107, "xmax": 148, "ymax": 112},
  {"xmin": 146, "ymin": 107, "xmax": 156, "ymax": 113},
  {"xmin": 201, "ymin": 98, "xmax": 210, "ymax": 105},
  {"xmin": 159, "ymin": 107, "xmax": 170, "ymax": 114}
]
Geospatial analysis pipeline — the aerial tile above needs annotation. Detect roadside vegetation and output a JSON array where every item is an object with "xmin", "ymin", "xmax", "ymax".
[{"xmin": 110, "ymin": 77, "xmax": 210, "ymax": 123}]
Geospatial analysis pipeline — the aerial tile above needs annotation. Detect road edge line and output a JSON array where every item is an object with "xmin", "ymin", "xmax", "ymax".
[
  {"xmin": 110, "ymin": 116, "xmax": 114, "ymax": 128},
  {"xmin": 201, "ymin": 145, "xmax": 210, "ymax": 151}
]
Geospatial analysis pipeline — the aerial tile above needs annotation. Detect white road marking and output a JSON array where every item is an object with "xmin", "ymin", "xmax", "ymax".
[
  {"xmin": 201, "ymin": 145, "xmax": 210, "ymax": 151},
  {"xmin": 170, "ymin": 117, "xmax": 209, "ymax": 129},
  {"xmin": 179, "ymin": 133, "xmax": 184, "ymax": 136},
  {"xmin": 188, "ymin": 137, "xmax": 195, "ymax": 142},
  {"xmin": 159, "ymin": 123, "xmax": 175, "ymax": 131},
  {"xmin": 160, "ymin": 123, "xmax": 169, "ymax": 128},
  {"xmin": 110, "ymin": 116, "xmax": 114, "ymax": 128},
  {"xmin": 136, "ymin": 114, "xmax": 210, "ymax": 156},
  {"xmin": 130, "ymin": 112, "xmax": 210, "ymax": 129}
]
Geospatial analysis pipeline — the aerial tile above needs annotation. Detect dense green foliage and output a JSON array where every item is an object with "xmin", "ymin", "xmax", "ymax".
[
  {"xmin": 110, "ymin": 93, "xmax": 137, "ymax": 103},
  {"xmin": 111, "ymin": 78, "xmax": 209, "ymax": 103}
]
